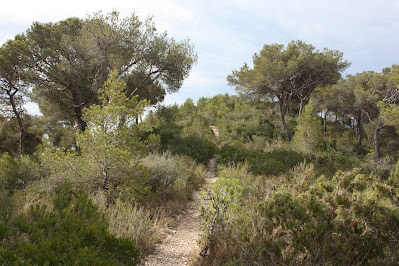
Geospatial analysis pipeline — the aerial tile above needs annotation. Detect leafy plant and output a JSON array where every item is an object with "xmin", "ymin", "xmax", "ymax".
[
  {"xmin": 199, "ymin": 166, "xmax": 399, "ymax": 265},
  {"xmin": 0, "ymin": 186, "xmax": 140, "ymax": 265}
]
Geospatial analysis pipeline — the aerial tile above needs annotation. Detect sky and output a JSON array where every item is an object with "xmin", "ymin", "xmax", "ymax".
[{"xmin": 1, "ymin": 0, "xmax": 399, "ymax": 115}]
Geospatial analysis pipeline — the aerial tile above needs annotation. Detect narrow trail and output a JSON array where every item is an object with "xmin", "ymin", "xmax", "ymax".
[{"xmin": 142, "ymin": 127, "xmax": 219, "ymax": 266}]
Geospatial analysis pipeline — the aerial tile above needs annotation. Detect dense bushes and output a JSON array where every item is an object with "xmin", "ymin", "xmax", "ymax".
[
  {"xmin": 141, "ymin": 152, "xmax": 207, "ymax": 203},
  {"xmin": 200, "ymin": 166, "xmax": 399, "ymax": 265},
  {"xmin": 218, "ymin": 144, "xmax": 303, "ymax": 176},
  {"xmin": 24, "ymin": 150, "xmax": 206, "ymax": 253},
  {"xmin": 144, "ymin": 106, "xmax": 217, "ymax": 164},
  {"xmin": 0, "ymin": 153, "xmax": 41, "ymax": 191},
  {"xmin": 0, "ymin": 186, "xmax": 140, "ymax": 265},
  {"xmin": 160, "ymin": 133, "xmax": 216, "ymax": 164}
]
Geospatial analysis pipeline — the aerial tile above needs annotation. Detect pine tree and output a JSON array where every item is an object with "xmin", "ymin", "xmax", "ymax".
[
  {"xmin": 77, "ymin": 70, "xmax": 149, "ymax": 191},
  {"xmin": 292, "ymin": 100, "xmax": 323, "ymax": 157}
]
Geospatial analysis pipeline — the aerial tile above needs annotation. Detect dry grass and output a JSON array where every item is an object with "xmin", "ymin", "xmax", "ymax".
[{"xmin": 92, "ymin": 190, "xmax": 167, "ymax": 253}]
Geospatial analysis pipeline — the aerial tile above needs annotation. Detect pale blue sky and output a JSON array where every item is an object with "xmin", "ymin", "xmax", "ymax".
[{"xmin": 1, "ymin": 0, "xmax": 399, "ymax": 115}]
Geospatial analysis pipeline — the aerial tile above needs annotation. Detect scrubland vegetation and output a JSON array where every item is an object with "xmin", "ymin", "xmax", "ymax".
[{"xmin": 1, "ymin": 10, "xmax": 399, "ymax": 266}]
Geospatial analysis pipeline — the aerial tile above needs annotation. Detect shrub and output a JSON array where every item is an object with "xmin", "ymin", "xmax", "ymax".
[
  {"xmin": 0, "ymin": 153, "xmax": 41, "ymax": 191},
  {"xmin": 0, "ymin": 186, "xmax": 140, "ymax": 265},
  {"xmin": 38, "ymin": 147, "xmax": 151, "ymax": 202},
  {"xmin": 157, "ymin": 127, "xmax": 217, "ymax": 164},
  {"xmin": 315, "ymin": 151, "xmax": 360, "ymax": 178},
  {"xmin": 218, "ymin": 144, "xmax": 303, "ymax": 176},
  {"xmin": 92, "ymin": 190, "xmax": 164, "ymax": 253},
  {"xmin": 171, "ymin": 135, "xmax": 216, "ymax": 164},
  {"xmin": 200, "ymin": 177, "xmax": 245, "ymax": 260},
  {"xmin": 199, "ymin": 167, "xmax": 399, "ymax": 265},
  {"xmin": 141, "ymin": 152, "xmax": 206, "ymax": 203}
]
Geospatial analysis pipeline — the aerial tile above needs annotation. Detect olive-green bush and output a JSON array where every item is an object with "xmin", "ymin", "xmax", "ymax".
[
  {"xmin": 217, "ymin": 144, "xmax": 303, "ymax": 176},
  {"xmin": 141, "ymin": 152, "xmax": 206, "ymax": 203},
  {"xmin": 200, "ymin": 167, "xmax": 399, "ymax": 265},
  {"xmin": 0, "ymin": 186, "xmax": 140, "ymax": 265},
  {"xmin": 0, "ymin": 153, "xmax": 41, "ymax": 191}
]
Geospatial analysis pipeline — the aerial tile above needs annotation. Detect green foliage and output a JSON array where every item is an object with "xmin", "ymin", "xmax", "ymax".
[
  {"xmin": 0, "ymin": 186, "xmax": 140, "ymax": 265},
  {"xmin": 0, "ymin": 153, "xmax": 41, "ymax": 191},
  {"xmin": 144, "ymin": 105, "xmax": 217, "ymax": 164},
  {"xmin": 77, "ymin": 71, "xmax": 148, "ymax": 187},
  {"xmin": 228, "ymin": 40, "xmax": 349, "ymax": 140},
  {"xmin": 218, "ymin": 144, "xmax": 303, "ymax": 176},
  {"xmin": 200, "ymin": 167, "xmax": 399, "ymax": 265},
  {"xmin": 379, "ymin": 100, "xmax": 399, "ymax": 134},
  {"xmin": 200, "ymin": 177, "xmax": 244, "ymax": 258},
  {"xmin": 37, "ymin": 73, "xmax": 151, "ymax": 200},
  {"xmin": 27, "ymin": 11, "xmax": 197, "ymax": 130},
  {"xmin": 141, "ymin": 152, "xmax": 206, "ymax": 203},
  {"xmin": 0, "ymin": 115, "xmax": 43, "ymax": 155},
  {"xmin": 38, "ymin": 145, "xmax": 150, "ymax": 203},
  {"xmin": 314, "ymin": 152, "xmax": 359, "ymax": 178},
  {"xmin": 292, "ymin": 100, "xmax": 323, "ymax": 157}
]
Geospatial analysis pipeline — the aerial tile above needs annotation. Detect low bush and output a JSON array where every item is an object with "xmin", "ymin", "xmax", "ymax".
[
  {"xmin": 200, "ymin": 167, "xmax": 399, "ymax": 265},
  {"xmin": 92, "ymin": 190, "xmax": 164, "ymax": 253},
  {"xmin": 38, "ymin": 148, "xmax": 151, "ymax": 202},
  {"xmin": 170, "ymin": 135, "xmax": 216, "ymax": 164},
  {"xmin": 141, "ymin": 152, "xmax": 206, "ymax": 204},
  {"xmin": 217, "ymin": 144, "xmax": 303, "ymax": 176},
  {"xmin": 0, "ymin": 153, "xmax": 41, "ymax": 191},
  {"xmin": 314, "ymin": 151, "xmax": 360, "ymax": 178},
  {"xmin": 0, "ymin": 186, "xmax": 140, "ymax": 265},
  {"xmin": 156, "ymin": 126, "xmax": 217, "ymax": 164}
]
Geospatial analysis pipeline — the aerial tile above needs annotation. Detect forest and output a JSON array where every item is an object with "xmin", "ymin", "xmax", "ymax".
[{"xmin": 1, "ymin": 11, "xmax": 399, "ymax": 265}]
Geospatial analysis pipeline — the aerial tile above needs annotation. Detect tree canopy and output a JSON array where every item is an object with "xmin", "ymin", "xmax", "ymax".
[
  {"xmin": 26, "ymin": 11, "xmax": 197, "ymax": 131},
  {"xmin": 228, "ymin": 40, "xmax": 349, "ymax": 141}
]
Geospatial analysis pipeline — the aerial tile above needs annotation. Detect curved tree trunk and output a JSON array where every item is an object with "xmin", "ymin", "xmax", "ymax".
[
  {"xmin": 71, "ymin": 90, "xmax": 88, "ymax": 132},
  {"xmin": 357, "ymin": 110, "xmax": 363, "ymax": 146},
  {"xmin": 9, "ymin": 94, "xmax": 25, "ymax": 155},
  {"xmin": 323, "ymin": 109, "xmax": 328, "ymax": 132},
  {"xmin": 279, "ymin": 101, "xmax": 292, "ymax": 141},
  {"xmin": 298, "ymin": 97, "xmax": 304, "ymax": 117},
  {"xmin": 374, "ymin": 118, "xmax": 382, "ymax": 160}
]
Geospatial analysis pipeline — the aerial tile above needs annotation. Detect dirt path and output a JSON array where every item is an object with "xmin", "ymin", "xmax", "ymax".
[{"xmin": 142, "ymin": 127, "xmax": 219, "ymax": 266}]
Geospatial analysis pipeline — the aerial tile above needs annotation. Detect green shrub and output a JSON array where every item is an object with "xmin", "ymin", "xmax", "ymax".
[
  {"xmin": 38, "ymin": 147, "xmax": 151, "ymax": 202},
  {"xmin": 141, "ymin": 152, "xmax": 206, "ymax": 203},
  {"xmin": 157, "ymin": 129, "xmax": 216, "ymax": 164},
  {"xmin": 315, "ymin": 151, "xmax": 360, "ymax": 178},
  {"xmin": 0, "ymin": 153, "xmax": 41, "ymax": 191},
  {"xmin": 199, "ymin": 167, "xmax": 399, "ymax": 265},
  {"xmin": 0, "ymin": 186, "xmax": 140, "ymax": 265},
  {"xmin": 218, "ymin": 144, "xmax": 303, "ymax": 176},
  {"xmin": 171, "ymin": 135, "xmax": 216, "ymax": 164},
  {"xmin": 200, "ymin": 177, "xmax": 245, "ymax": 260}
]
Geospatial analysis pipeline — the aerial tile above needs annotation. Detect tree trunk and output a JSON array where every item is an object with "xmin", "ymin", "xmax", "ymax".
[
  {"xmin": 323, "ymin": 109, "xmax": 328, "ymax": 132},
  {"xmin": 279, "ymin": 101, "xmax": 292, "ymax": 141},
  {"xmin": 298, "ymin": 98, "xmax": 304, "ymax": 117},
  {"xmin": 71, "ymin": 90, "xmax": 87, "ymax": 132},
  {"xmin": 357, "ymin": 110, "xmax": 363, "ymax": 146},
  {"xmin": 9, "ymin": 94, "xmax": 25, "ymax": 155},
  {"xmin": 374, "ymin": 119, "xmax": 382, "ymax": 160}
]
